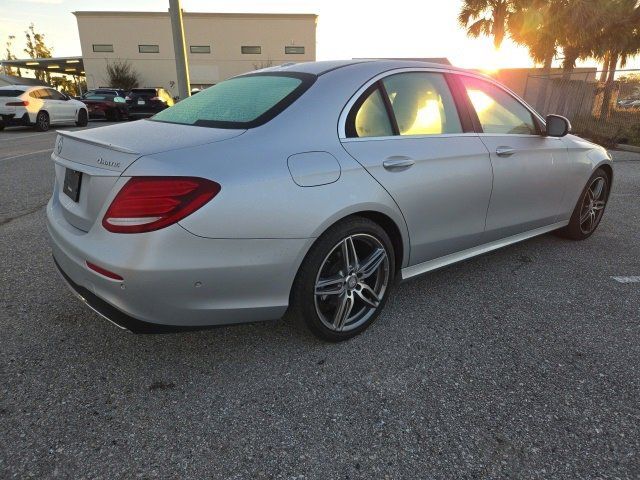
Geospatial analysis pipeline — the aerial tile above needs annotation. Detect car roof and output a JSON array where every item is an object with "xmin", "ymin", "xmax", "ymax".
[
  {"xmin": 256, "ymin": 59, "xmax": 469, "ymax": 76},
  {"xmin": 0, "ymin": 85, "xmax": 30, "ymax": 91}
]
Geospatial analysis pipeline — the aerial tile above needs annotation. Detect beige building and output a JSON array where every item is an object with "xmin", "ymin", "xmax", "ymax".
[{"xmin": 74, "ymin": 11, "xmax": 317, "ymax": 96}]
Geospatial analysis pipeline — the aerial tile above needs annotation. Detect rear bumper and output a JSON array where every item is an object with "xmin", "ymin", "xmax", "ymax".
[
  {"xmin": 0, "ymin": 112, "xmax": 31, "ymax": 126},
  {"xmin": 46, "ymin": 191, "xmax": 312, "ymax": 332}
]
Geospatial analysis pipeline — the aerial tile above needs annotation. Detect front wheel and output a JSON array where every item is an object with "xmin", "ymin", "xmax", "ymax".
[
  {"xmin": 556, "ymin": 168, "xmax": 610, "ymax": 240},
  {"xmin": 289, "ymin": 217, "xmax": 395, "ymax": 341},
  {"xmin": 76, "ymin": 109, "xmax": 88, "ymax": 127}
]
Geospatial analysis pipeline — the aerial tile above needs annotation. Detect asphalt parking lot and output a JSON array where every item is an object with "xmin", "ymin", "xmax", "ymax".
[{"xmin": 1, "ymin": 123, "xmax": 639, "ymax": 479}]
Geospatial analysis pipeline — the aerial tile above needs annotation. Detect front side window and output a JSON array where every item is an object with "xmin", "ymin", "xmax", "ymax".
[
  {"xmin": 382, "ymin": 72, "xmax": 462, "ymax": 135},
  {"xmin": 47, "ymin": 89, "xmax": 65, "ymax": 100},
  {"xmin": 151, "ymin": 73, "xmax": 314, "ymax": 128},
  {"xmin": 460, "ymin": 76, "xmax": 537, "ymax": 135}
]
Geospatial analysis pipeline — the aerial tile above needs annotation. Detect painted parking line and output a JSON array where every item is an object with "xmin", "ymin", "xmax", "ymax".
[
  {"xmin": 611, "ymin": 276, "xmax": 640, "ymax": 284},
  {"xmin": 0, "ymin": 148, "xmax": 53, "ymax": 163}
]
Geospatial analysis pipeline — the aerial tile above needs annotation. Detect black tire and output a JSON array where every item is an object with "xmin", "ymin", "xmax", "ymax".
[
  {"xmin": 76, "ymin": 109, "xmax": 88, "ymax": 127},
  {"xmin": 555, "ymin": 167, "xmax": 610, "ymax": 240},
  {"xmin": 34, "ymin": 111, "xmax": 50, "ymax": 131},
  {"xmin": 289, "ymin": 216, "xmax": 396, "ymax": 341},
  {"xmin": 0, "ymin": 123, "xmax": 5, "ymax": 131}
]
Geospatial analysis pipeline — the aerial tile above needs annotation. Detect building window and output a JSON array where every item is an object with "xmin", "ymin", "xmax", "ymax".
[
  {"xmin": 285, "ymin": 46, "xmax": 305, "ymax": 55},
  {"xmin": 139, "ymin": 45, "xmax": 160, "ymax": 54},
  {"xmin": 190, "ymin": 45, "xmax": 211, "ymax": 54},
  {"xmin": 241, "ymin": 46, "xmax": 261, "ymax": 54},
  {"xmin": 92, "ymin": 44, "xmax": 113, "ymax": 53}
]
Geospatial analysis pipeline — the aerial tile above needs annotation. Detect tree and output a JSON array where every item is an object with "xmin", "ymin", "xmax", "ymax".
[
  {"xmin": 24, "ymin": 23, "xmax": 53, "ymax": 82},
  {"xmin": 458, "ymin": 0, "xmax": 516, "ymax": 49},
  {"xmin": 105, "ymin": 60, "xmax": 140, "ymax": 90},
  {"xmin": 3, "ymin": 35, "xmax": 20, "ymax": 76}
]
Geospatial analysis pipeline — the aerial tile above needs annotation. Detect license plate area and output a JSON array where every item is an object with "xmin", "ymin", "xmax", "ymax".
[{"xmin": 63, "ymin": 168, "xmax": 82, "ymax": 202}]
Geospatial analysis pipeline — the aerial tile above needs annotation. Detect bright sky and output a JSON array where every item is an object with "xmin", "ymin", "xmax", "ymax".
[{"xmin": 1, "ymin": 0, "xmax": 638, "ymax": 71}]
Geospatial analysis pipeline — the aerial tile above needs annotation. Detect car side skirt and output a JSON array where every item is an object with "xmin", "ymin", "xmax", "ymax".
[{"xmin": 401, "ymin": 220, "xmax": 569, "ymax": 281}]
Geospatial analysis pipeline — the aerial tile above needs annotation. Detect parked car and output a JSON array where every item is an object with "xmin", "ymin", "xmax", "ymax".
[
  {"xmin": 83, "ymin": 88, "xmax": 128, "ymax": 99},
  {"xmin": 0, "ymin": 85, "xmax": 88, "ymax": 131},
  {"xmin": 126, "ymin": 88, "xmax": 174, "ymax": 119},
  {"xmin": 47, "ymin": 60, "xmax": 612, "ymax": 340},
  {"xmin": 82, "ymin": 94, "xmax": 129, "ymax": 121}
]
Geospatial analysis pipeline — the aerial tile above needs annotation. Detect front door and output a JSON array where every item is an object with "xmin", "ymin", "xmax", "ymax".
[
  {"xmin": 458, "ymin": 75, "xmax": 570, "ymax": 240},
  {"xmin": 341, "ymin": 71, "xmax": 493, "ymax": 265}
]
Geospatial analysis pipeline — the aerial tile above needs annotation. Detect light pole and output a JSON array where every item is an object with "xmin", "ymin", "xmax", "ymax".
[{"xmin": 169, "ymin": 0, "xmax": 190, "ymax": 100}]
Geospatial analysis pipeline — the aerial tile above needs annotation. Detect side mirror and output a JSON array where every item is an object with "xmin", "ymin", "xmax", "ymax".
[{"xmin": 545, "ymin": 114, "xmax": 571, "ymax": 137}]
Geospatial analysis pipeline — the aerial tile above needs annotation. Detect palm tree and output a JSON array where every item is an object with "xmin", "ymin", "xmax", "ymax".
[
  {"xmin": 458, "ymin": 0, "xmax": 516, "ymax": 49},
  {"xmin": 594, "ymin": 0, "xmax": 640, "ymax": 116},
  {"xmin": 509, "ymin": 0, "xmax": 560, "ymax": 111}
]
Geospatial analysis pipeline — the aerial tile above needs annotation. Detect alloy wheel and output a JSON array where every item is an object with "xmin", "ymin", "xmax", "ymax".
[
  {"xmin": 579, "ymin": 176, "xmax": 608, "ymax": 234},
  {"xmin": 314, "ymin": 234, "xmax": 390, "ymax": 332}
]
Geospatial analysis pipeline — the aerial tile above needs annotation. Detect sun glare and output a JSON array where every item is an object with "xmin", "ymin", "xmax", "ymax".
[
  {"xmin": 404, "ymin": 99, "xmax": 443, "ymax": 135},
  {"xmin": 467, "ymin": 90, "xmax": 495, "ymax": 114}
]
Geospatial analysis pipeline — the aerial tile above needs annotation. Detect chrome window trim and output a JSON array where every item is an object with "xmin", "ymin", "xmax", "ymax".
[{"xmin": 338, "ymin": 67, "xmax": 546, "ymax": 141}]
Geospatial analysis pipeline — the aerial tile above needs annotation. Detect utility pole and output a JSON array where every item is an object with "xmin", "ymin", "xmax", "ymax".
[{"xmin": 169, "ymin": 0, "xmax": 190, "ymax": 100}]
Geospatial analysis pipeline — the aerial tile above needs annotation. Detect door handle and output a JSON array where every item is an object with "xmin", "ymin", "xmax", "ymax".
[
  {"xmin": 383, "ymin": 156, "xmax": 415, "ymax": 171},
  {"xmin": 496, "ymin": 146, "xmax": 516, "ymax": 157}
]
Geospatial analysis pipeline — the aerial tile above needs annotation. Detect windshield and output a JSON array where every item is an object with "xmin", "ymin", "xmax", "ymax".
[{"xmin": 151, "ymin": 72, "xmax": 315, "ymax": 128}]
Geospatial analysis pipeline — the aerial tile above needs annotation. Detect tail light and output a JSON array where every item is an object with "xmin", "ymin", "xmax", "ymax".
[
  {"xmin": 125, "ymin": 96, "xmax": 131, "ymax": 101},
  {"xmin": 102, "ymin": 177, "xmax": 221, "ymax": 234},
  {"xmin": 6, "ymin": 100, "xmax": 28, "ymax": 106},
  {"xmin": 150, "ymin": 96, "xmax": 161, "ymax": 101}
]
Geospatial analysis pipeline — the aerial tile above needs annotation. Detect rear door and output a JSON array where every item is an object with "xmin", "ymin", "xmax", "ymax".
[
  {"xmin": 340, "ymin": 70, "xmax": 493, "ymax": 265},
  {"xmin": 457, "ymin": 75, "xmax": 570, "ymax": 240}
]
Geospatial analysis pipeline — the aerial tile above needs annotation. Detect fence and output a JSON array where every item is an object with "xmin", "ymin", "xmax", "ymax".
[{"xmin": 522, "ymin": 69, "xmax": 640, "ymax": 147}]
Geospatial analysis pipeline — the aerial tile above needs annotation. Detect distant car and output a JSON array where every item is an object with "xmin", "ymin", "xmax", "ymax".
[
  {"xmin": 0, "ymin": 85, "xmax": 88, "ymax": 131},
  {"xmin": 83, "ymin": 88, "xmax": 128, "ymax": 99},
  {"xmin": 82, "ymin": 94, "xmax": 129, "ymax": 121},
  {"xmin": 47, "ymin": 60, "xmax": 613, "ymax": 340},
  {"xmin": 126, "ymin": 88, "xmax": 174, "ymax": 119}
]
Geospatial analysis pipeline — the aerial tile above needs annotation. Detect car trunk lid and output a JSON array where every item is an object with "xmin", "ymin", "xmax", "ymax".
[{"xmin": 52, "ymin": 121, "xmax": 245, "ymax": 232}]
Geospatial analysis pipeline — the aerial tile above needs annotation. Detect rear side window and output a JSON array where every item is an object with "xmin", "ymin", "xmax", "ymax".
[
  {"xmin": 350, "ymin": 88, "xmax": 394, "ymax": 138},
  {"xmin": 460, "ymin": 76, "xmax": 537, "ymax": 135},
  {"xmin": 382, "ymin": 73, "xmax": 462, "ymax": 135},
  {"xmin": 151, "ymin": 73, "xmax": 315, "ymax": 129},
  {"xmin": 0, "ymin": 90, "xmax": 24, "ymax": 97}
]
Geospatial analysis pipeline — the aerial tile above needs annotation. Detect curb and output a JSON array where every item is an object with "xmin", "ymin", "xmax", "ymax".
[{"xmin": 614, "ymin": 144, "xmax": 640, "ymax": 154}]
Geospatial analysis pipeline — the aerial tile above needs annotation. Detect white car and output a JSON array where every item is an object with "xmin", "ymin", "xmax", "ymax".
[{"xmin": 0, "ymin": 85, "xmax": 88, "ymax": 132}]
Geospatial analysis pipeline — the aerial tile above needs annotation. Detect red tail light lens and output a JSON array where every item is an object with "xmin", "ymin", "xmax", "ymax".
[
  {"xmin": 102, "ymin": 177, "xmax": 221, "ymax": 233},
  {"xmin": 6, "ymin": 100, "xmax": 28, "ymax": 106}
]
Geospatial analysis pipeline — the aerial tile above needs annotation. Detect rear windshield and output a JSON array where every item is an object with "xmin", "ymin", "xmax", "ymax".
[
  {"xmin": 151, "ymin": 72, "xmax": 315, "ymax": 129},
  {"xmin": 130, "ymin": 89, "xmax": 156, "ymax": 96},
  {"xmin": 0, "ymin": 90, "xmax": 24, "ymax": 97}
]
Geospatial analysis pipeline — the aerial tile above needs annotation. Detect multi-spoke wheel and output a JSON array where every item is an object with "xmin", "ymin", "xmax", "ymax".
[
  {"xmin": 556, "ymin": 168, "xmax": 610, "ymax": 240},
  {"xmin": 290, "ymin": 217, "xmax": 395, "ymax": 341}
]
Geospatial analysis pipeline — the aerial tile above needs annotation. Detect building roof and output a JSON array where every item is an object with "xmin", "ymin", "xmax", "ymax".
[
  {"xmin": 73, "ymin": 11, "xmax": 317, "ymax": 19},
  {"xmin": 0, "ymin": 74, "xmax": 49, "ymax": 87}
]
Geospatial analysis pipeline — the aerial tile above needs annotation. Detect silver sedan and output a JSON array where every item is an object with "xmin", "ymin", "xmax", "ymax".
[{"xmin": 46, "ymin": 60, "xmax": 612, "ymax": 340}]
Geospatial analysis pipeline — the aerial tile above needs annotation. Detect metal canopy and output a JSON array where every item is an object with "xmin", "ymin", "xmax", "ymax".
[{"xmin": 0, "ymin": 56, "xmax": 85, "ymax": 76}]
